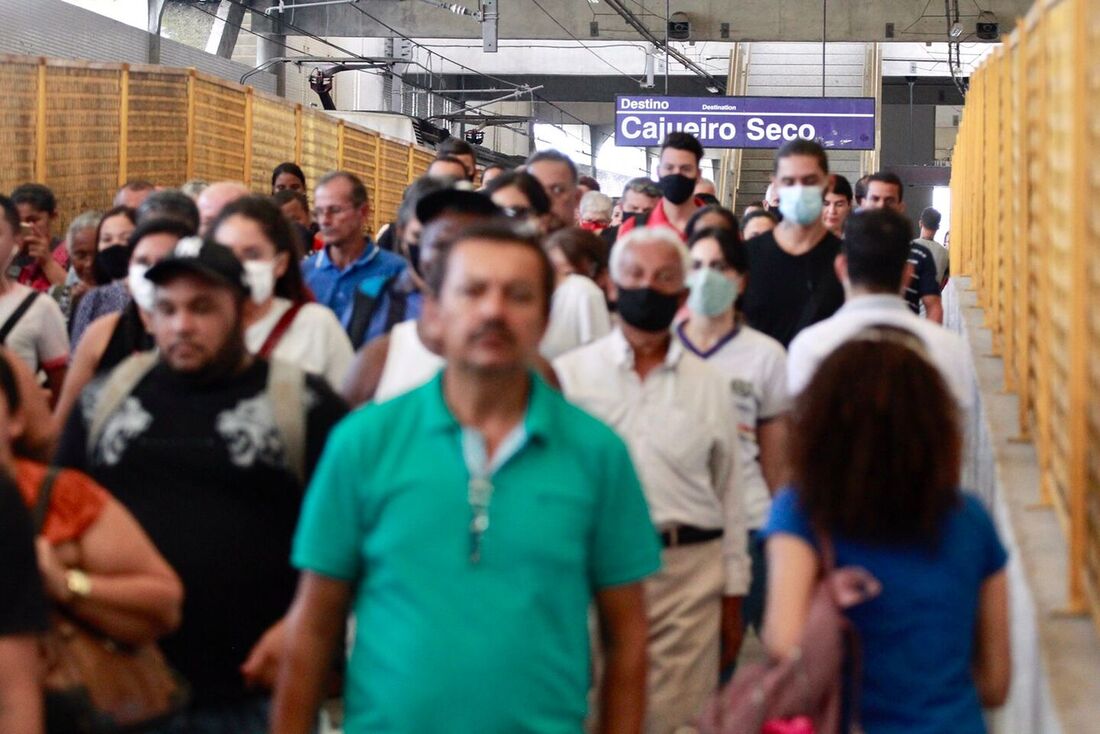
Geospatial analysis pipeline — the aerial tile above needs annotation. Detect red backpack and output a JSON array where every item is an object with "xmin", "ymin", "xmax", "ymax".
[{"xmin": 697, "ymin": 540, "xmax": 880, "ymax": 734}]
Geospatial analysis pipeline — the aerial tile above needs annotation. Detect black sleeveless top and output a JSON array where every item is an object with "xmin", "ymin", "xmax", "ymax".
[{"xmin": 96, "ymin": 302, "xmax": 155, "ymax": 376}]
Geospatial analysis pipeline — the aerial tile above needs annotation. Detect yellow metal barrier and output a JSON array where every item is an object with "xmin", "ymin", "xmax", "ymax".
[
  {"xmin": 0, "ymin": 54, "xmax": 433, "ymax": 235},
  {"xmin": 952, "ymin": 0, "xmax": 1098, "ymax": 629}
]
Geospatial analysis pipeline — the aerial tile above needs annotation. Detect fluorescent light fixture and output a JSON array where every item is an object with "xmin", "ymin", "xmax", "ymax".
[{"xmin": 949, "ymin": 22, "xmax": 964, "ymax": 38}]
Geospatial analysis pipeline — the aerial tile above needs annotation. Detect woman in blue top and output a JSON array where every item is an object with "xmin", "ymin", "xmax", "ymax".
[{"xmin": 761, "ymin": 331, "xmax": 1010, "ymax": 734}]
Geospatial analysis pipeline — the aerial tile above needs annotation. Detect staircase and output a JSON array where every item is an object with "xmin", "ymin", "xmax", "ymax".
[{"xmin": 732, "ymin": 42, "xmax": 879, "ymax": 214}]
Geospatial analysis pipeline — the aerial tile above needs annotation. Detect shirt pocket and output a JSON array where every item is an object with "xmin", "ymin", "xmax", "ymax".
[{"xmin": 497, "ymin": 484, "xmax": 596, "ymax": 571}]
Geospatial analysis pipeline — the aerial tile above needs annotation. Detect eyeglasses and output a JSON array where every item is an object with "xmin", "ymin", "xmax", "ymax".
[{"xmin": 311, "ymin": 205, "xmax": 354, "ymax": 219}]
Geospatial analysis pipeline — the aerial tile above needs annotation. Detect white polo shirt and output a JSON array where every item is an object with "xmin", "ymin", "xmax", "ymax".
[
  {"xmin": 554, "ymin": 328, "xmax": 750, "ymax": 595},
  {"xmin": 676, "ymin": 322, "xmax": 791, "ymax": 530},
  {"xmin": 787, "ymin": 294, "xmax": 976, "ymax": 412}
]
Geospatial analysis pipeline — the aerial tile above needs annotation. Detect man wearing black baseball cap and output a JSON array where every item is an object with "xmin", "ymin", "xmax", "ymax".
[{"xmin": 56, "ymin": 238, "xmax": 347, "ymax": 733}]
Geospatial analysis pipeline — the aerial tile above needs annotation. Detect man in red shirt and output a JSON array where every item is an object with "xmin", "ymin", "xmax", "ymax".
[{"xmin": 616, "ymin": 132, "xmax": 706, "ymax": 242}]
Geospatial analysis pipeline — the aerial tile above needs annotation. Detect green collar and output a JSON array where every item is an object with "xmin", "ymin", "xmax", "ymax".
[{"xmin": 421, "ymin": 369, "xmax": 553, "ymax": 444}]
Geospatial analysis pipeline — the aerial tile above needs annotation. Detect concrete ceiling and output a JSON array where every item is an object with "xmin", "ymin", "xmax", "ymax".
[{"xmin": 279, "ymin": 0, "xmax": 1031, "ymax": 43}]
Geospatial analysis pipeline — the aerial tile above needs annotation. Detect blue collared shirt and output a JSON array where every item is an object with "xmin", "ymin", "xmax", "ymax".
[{"xmin": 301, "ymin": 240, "xmax": 407, "ymax": 346}]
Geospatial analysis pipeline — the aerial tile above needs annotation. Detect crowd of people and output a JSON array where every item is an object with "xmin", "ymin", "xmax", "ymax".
[{"xmin": 0, "ymin": 130, "xmax": 1008, "ymax": 734}]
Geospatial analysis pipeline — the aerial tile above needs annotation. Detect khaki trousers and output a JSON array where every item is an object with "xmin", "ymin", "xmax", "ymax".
[{"xmin": 644, "ymin": 539, "xmax": 724, "ymax": 734}]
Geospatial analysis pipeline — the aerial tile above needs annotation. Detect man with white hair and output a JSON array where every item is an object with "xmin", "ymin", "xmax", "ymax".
[
  {"xmin": 554, "ymin": 226, "xmax": 749, "ymax": 734},
  {"xmin": 197, "ymin": 181, "xmax": 251, "ymax": 236},
  {"xmin": 578, "ymin": 191, "xmax": 613, "ymax": 233},
  {"xmin": 694, "ymin": 178, "xmax": 717, "ymax": 197}
]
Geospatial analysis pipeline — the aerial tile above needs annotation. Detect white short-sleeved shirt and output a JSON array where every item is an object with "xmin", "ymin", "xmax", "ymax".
[
  {"xmin": 554, "ymin": 328, "xmax": 750, "ymax": 595},
  {"xmin": 374, "ymin": 319, "xmax": 445, "ymax": 403},
  {"xmin": 539, "ymin": 274, "xmax": 612, "ymax": 360},
  {"xmin": 245, "ymin": 298, "xmax": 355, "ymax": 389},
  {"xmin": 0, "ymin": 283, "xmax": 69, "ymax": 372},
  {"xmin": 676, "ymin": 322, "xmax": 790, "ymax": 529},
  {"xmin": 787, "ymin": 295, "xmax": 976, "ymax": 412}
]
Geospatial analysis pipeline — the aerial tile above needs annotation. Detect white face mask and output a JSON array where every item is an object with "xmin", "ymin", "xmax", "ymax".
[
  {"xmin": 243, "ymin": 259, "xmax": 276, "ymax": 305},
  {"xmin": 127, "ymin": 264, "xmax": 156, "ymax": 312}
]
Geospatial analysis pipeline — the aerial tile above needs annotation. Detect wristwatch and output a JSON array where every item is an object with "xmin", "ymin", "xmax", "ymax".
[{"xmin": 64, "ymin": 569, "xmax": 92, "ymax": 599}]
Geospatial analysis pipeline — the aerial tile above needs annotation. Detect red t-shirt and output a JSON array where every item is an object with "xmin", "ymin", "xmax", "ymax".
[
  {"xmin": 614, "ymin": 197, "xmax": 705, "ymax": 243},
  {"xmin": 15, "ymin": 459, "xmax": 108, "ymax": 544},
  {"xmin": 16, "ymin": 241, "xmax": 70, "ymax": 293}
]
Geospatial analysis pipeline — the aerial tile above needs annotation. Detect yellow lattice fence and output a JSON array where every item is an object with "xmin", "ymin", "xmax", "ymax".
[
  {"xmin": 126, "ymin": 68, "xmax": 188, "ymax": 187},
  {"xmin": 190, "ymin": 74, "xmax": 247, "ymax": 183},
  {"xmin": 0, "ymin": 54, "xmax": 434, "ymax": 239},
  {"xmin": 299, "ymin": 108, "xmax": 340, "ymax": 201},
  {"xmin": 44, "ymin": 63, "xmax": 122, "ymax": 227},
  {"xmin": 249, "ymin": 93, "xmax": 298, "ymax": 195},
  {"xmin": 952, "ymin": 0, "xmax": 1099, "ymax": 629},
  {"xmin": 0, "ymin": 59, "xmax": 41, "ymax": 196},
  {"xmin": 339, "ymin": 126, "xmax": 381, "ymax": 232}
]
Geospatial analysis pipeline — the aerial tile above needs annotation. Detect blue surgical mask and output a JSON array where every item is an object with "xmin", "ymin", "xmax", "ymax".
[
  {"xmin": 778, "ymin": 184, "xmax": 825, "ymax": 226},
  {"xmin": 686, "ymin": 267, "xmax": 738, "ymax": 317}
]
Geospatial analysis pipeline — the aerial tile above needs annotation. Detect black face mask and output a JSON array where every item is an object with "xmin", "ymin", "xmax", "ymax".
[
  {"xmin": 616, "ymin": 286, "xmax": 681, "ymax": 333},
  {"xmin": 657, "ymin": 174, "xmax": 697, "ymax": 205},
  {"xmin": 93, "ymin": 245, "xmax": 130, "ymax": 284}
]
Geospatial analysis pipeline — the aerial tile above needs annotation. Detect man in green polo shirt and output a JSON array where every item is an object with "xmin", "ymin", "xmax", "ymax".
[{"xmin": 272, "ymin": 219, "xmax": 661, "ymax": 734}]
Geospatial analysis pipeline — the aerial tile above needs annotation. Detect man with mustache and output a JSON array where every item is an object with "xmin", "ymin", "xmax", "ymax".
[
  {"xmin": 56, "ymin": 239, "xmax": 347, "ymax": 734},
  {"xmin": 272, "ymin": 218, "xmax": 661, "ymax": 734}
]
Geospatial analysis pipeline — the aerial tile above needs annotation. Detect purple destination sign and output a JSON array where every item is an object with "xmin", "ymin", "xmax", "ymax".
[{"xmin": 615, "ymin": 96, "xmax": 876, "ymax": 150}]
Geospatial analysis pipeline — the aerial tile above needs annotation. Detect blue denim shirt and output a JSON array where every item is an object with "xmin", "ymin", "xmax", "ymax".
[{"xmin": 301, "ymin": 240, "xmax": 407, "ymax": 347}]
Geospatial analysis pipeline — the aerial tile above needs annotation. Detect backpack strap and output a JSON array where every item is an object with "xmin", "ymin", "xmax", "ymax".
[
  {"xmin": 31, "ymin": 465, "xmax": 62, "ymax": 534},
  {"xmin": 346, "ymin": 273, "xmax": 398, "ymax": 348},
  {"xmin": 86, "ymin": 351, "xmax": 159, "ymax": 459},
  {"xmin": 0, "ymin": 291, "xmax": 39, "ymax": 344},
  {"xmin": 267, "ymin": 358, "xmax": 306, "ymax": 486},
  {"xmin": 258, "ymin": 302, "xmax": 305, "ymax": 360}
]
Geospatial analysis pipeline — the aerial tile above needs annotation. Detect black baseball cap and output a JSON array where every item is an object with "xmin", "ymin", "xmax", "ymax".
[
  {"xmin": 415, "ymin": 187, "xmax": 500, "ymax": 226},
  {"xmin": 145, "ymin": 237, "xmax": 249, "ymax": 297}
]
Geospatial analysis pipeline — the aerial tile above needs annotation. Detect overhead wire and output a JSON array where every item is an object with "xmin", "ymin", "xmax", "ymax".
[
  {"xmin": 343, "ymin": 1, "xmax": 608, "ymax": 143},
  {"xmin": 525, "ymin": 0, "xmax": 643, "ymax": 81},
  {"xmin": 189, "ymin": 0, "xmax": 536, "ymax": 135},
  {"xmin": 197, "ymin": 0, "xmax": 624, "ymax": 156},
  {"xmin": 214, "ymin": 0, "xmax": 548, "ymax": 132}
]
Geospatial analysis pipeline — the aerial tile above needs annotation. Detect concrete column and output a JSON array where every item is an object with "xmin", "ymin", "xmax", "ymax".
[
  {"xmin": 253, "ymin": 1, "xmax": 286, "ymax": 97},
  {"xmin": 147, "ymin": 0, "xmax": 167, "ymax": 64}
]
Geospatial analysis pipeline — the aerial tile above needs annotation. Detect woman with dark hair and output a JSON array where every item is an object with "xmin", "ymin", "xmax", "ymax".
[
  {"xmin": 539, "ymin": 227, "xmax": 611, "ymax": 359},
  {"xmin": 823, "ymin": 174, "xmax": 854, "ymax": 238},
  {"xmin": 761, "ymin": 334, "xmax": 1010, "ymax": 732},
  {"xmin": 0, "ymin": 348, "xmax": 182, "ymax": 646},
  {"xmin": 685, "ymin": 204, "xmax": 738, "ymax": 240},
  {"xmin": 677, "ymin": 225, "xmax": 790, "ymax": 648},
  {"xmin": 484, "ymin": 170, "xmax": 552, "ymax": 232},
  {"xmin": 69, "ymin": 205, "xmax": 137, "ymax": 346},
  {"xmin": 740, "ymin": 209, "xmax": 778, "ymax": 241},
  {"xmin": 211, "ymin": 196, "xmax": 353, "ymax": 388},
  {"xmin": 53, "ymin": 218, "xmax": 194, "ymax": 430},
  {"xmin": 271, "ymin": 162, "xmax": 307, "ymax": 194}
]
